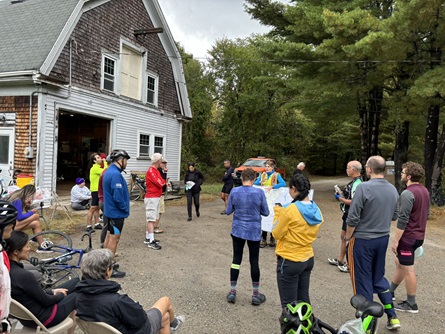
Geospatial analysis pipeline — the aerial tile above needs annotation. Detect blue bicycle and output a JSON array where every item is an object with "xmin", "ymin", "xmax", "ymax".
[
  {"xmin": 28, "ymin": 230, "xmax": 93, "ymax": 288},
  {"xmin": 280, "ymin": 294, "xmax": 384, "ymax": 334}
]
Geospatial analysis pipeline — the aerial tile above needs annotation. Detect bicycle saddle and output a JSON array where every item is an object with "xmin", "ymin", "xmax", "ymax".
[{"xmin": 350, "ymin": 294, "xmax": 384, "ymax": 318}]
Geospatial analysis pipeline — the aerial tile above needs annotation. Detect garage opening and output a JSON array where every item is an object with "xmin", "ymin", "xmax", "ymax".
[{"xmin": 57, "ymin": 111, "xmax": 110, "ymax": 193}]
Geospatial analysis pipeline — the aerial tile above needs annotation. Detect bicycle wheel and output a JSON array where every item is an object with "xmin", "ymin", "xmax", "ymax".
[
  {"xmin": 129, "ymin": 184, "xmax": 142, "ymax": 201},
  {"xmin": 28, "ymin": 230, "xmax": 73, "ymax": 264},
  {"xmin": 39, "ymin": 266, "xmax": 78, "ymax": 289}
]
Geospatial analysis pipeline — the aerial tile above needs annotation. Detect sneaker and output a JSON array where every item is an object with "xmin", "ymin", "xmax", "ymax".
[
  {"xmin": 154, "ymin": 227, "xmax": 164, "ymax": 234},
  {"xmin": 328, "ymin": 258, "xmax": 343, "ymax": 266},
  {"xmin": 144, "ymin": 238, "xmax": 161, "ymax": 244},
  {"xmin": 196, "ymin": 211, "xmax": 200, "ymax": 217},
  {"xmin": 260, "ymin": 239, "xmax": 267, "ymax": 248},
  {"xmin": 338, "ymin": 264, "xmax": 350, "ymax": 273},
  {"xmin": 252, "ymin": 293, "xmax": 266, "ymax": 305},
  {"xmin": 269, "ymin": 237, "xmax": 276, "ymax": 247},
  {"xmin": 99, "ymin": 214, "xmax": 103, "ymax": 222},
  {"xmin": 86, "ymin": 226, "xmax": 95, "ymax": 233},
  {"xmin": 395, "ymin": 300, "xmax": 419, "ymax": 314},
  {"xmin": 220, "ymin": 210, "xmax": 226, "ymax": 215},
  {"xmin": 187, "ymin": 217, "xmax": 192, "ymax": 221},
  {"xmin": 111, "ymin": 269, "xmax": 126, "ymax": 278},
  {"xmin": 386, "ymin": 316, "xmax": 401, "ymax": 330},
  {"xmin": 94, "ymin": 223, "xmax": 103, "ymax": 230},
  {"xmin": 147, "ymin": 241, "xmax": 162, "ymax": 250},
  {"xmin": 170, "ymin": 315, "xmax": 184, "ymax": 332},
  {"xmin": 112, "ymin": 262, "xmax": 120, "ymax": 270},
  {"xmin": 227, "ymin": 292, "xmax": 236, "ymax": 304},
  {"xmin": 36, "ymin": 246, "xmax": 54, "ymax": 254}
]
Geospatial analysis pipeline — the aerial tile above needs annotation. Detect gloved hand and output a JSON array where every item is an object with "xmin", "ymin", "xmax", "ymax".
[{"xmin": 334, "ymin": 193, "xmax": 341, "ymax": 200}]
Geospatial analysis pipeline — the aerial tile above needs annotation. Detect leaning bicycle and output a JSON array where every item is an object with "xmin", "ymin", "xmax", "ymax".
[
  {"xmin": 280, "ymin": 294, "xmax": 384, "ymax": 334},
  {"xmin": 129, "ymin": 173, "xmax": 146, "ymax": 201},
  {"xmin": 27, "ymin": 230, "xmax": 93, "ymax": 288}
]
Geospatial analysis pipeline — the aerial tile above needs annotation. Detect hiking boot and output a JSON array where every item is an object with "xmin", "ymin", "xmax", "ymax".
[
  {"xmin": 147, "ymin": 241, "xmax": 162, "ymax": 250},
  {"xmin": 170, "ymin": 315, "xmax": 185, "ymax": 332},
  {"xmin": 338, "ymin": 264, "xmax": 350, "ymax": 273},
  {"xmin": 395, "ymin": 300, "xmax": 419, "ymax": 314},
  {"xmin": 227, "ymin": 292, "xmax": 236, "ymax": 304},
  {"xmin": 94, "ymin": 223, "xmax": 103, "ymax": 230},
  {"xmin": 328, "ymin": 258, "xmax": 344, "ymax": 266},
  {"xmin": 269, "ymin": 237, "xmax": 276, "ymax": 247},
  {"xmin": 252, "ymin": 293, "xmax": 266, "ymax": 305},
  {"xmin": 386, "ymin": 316, "xmax": 401, "ymax": 330},
  {"xmin": 260, "ymin": 239, "xmax": 267, "ymax": 248},
  {"xmin": 111, "ymin": 269, "xmax": 126, "ymax": 278}
]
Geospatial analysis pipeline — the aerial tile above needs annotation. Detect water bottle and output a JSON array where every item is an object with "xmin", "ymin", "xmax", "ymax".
[{"xmin": 57, "ymin": 254, "xmax": 73, "ymax": 263}]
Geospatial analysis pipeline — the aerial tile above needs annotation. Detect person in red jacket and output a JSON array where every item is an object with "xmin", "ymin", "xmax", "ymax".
[{"xmin": 144, "ymin": 153, "xmax": 165, "ymax": 250}]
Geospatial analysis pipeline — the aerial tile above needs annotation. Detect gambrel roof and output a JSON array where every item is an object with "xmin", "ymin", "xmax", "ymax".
[{"xmin": 0, "ymin": 0, "xmax": 191, "ymax": 118}]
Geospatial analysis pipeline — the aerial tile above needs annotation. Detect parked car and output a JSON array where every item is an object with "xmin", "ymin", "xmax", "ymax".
[{"xmin": 232, "ymin": 157, "xmax": 286, "ymax": 186}]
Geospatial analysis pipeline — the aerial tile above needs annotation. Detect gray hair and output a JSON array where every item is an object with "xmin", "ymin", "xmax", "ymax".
[
  {"xmin": 297, "ymin": 162, "xmax": 305, "ymax": 169},
  {"xmin": 81, "ymin": 248, "xmax": 114, "ymax": 280},
  {"xmin": 151, "ymin": 153, "xmax": 163, "ymax": 164}
]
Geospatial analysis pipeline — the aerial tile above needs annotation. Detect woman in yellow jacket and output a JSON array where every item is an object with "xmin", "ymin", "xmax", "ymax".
[{"xmin": 272, "ymin": 174, "xmax": 323, "ymax": 308}]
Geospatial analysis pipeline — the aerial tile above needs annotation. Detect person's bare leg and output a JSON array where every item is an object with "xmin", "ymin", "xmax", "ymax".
[
  {"xmin": 15, "ymin": 215, "xmax": 44, "ymax": 246},
  {"xmin": 391, "ymin": 257, "xmax": 407, "ymax": 285},
  {"xmin": 151, "ymin": 297, "xmax": 175, "ymax": 334},
  {"xmin": 338, "ymin": 230, "xmax": 347, "ymax": 264},
  {"xmin": 223, "ymin": 193, "xmax": 229, "ymax": 211},
  {"xmin": 404, "ymin": 265, "xmax": 417, "ymax": 295},
  {"xmin": 107, "ymin": 235, "xmax": 121, "ymax": 255},
  {"xmin": 86, "ymin": 206, "xmax": 96, "ymax": 226},
  {"xmin": 146, "ymin": 221, "xmax": 155, "ymax": 235},
  {"xmin": 154, "ymin": 214, "xmax": 162, "ymax": 229},
  {"xmin": 93, "ymin": 207, "xmax": 100, "ymax": 224}
]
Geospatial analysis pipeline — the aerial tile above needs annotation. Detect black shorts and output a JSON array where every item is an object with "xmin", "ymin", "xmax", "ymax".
[
  {"xmin": 91, "ymin": 192, "xmax": 99, "ymax": 206},
  {"xmin": 341, "ymin": 212, "xmax": 348, "ymax": 231},
  {"xmin": 221, "ymin": 183, "xmax": 233, "ymax": 194},
  {"xmin": 107, "ymin": 218, "xmax": 125, "ymax": 235},
  {"xmin": 397, "ymin": 238, "xmax": 423, "ymax": 266}
]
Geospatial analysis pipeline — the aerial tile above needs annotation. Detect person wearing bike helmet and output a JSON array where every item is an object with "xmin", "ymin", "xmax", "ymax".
[
  {"xmin": 102, "ymin": 149, "xmax": 130, "ymax": 278},
  {"xmin": 0, "ymin": 200, "xmax": 18, "ymax": 334}
]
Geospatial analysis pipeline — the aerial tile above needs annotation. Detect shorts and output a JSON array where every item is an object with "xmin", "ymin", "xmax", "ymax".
[
  {"xmin": 159, "ymin": 195, "xmax": 165, "ymax": 214},
  {"xmin": 91, "ymin": 192, "xmax": 99, "ymax": 206},
  {"xmin": 107, "ymin": 218, "xmax": 124, "ymax": 235},
  {"xmin": 397, "ymin": 237, "xmax": 424, "ymax": 266},
  {"xmin": 146, "ymin": 308, "xmax": 162, "ymax": 334},
  {"xmin": 221, "ymin": 183, "xmax": 233, "ymax": 194},
  {"xmin": 144, "ymin": 197, "xmax": 161, "ymax": 222},
  {"xmin": 341, "ymin": 212, "xmax": 348, "ymax": 231}
]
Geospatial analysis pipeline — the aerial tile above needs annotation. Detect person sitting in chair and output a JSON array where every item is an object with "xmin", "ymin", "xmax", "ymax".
[
  {"xmin": 76, "ymin": 248, "xmax": 184, "ymax": 334},
  {"xmin": 70, "ymin": 178, "xmax": 92, "ymax": 210}
]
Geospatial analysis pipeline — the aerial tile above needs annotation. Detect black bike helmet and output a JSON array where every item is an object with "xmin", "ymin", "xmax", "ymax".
[
  {"xmin": 109, "ymin": 149, "xmax": 130, "ymax": 162},
  {"xmin": 0, "ymin": 200, "xmax": 18, "ymax": 235},
  {"xmin": 280, "ymin": 301, "xmax": 314, "ymax": 334}
]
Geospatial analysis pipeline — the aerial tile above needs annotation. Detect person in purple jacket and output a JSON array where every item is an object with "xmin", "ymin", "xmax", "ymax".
[
  {"xmin": 5, "ymin": 185, "xmax": 49, "ymax": 253},
  {"xmin": 225, "ymin": 168, "xmax": 269, "ymax": 305}
]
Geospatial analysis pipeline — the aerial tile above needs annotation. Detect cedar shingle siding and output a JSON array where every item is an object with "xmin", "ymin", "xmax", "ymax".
[{"xmin": 50, "ymin": 0, "xmax": 180, "ymax": 115}]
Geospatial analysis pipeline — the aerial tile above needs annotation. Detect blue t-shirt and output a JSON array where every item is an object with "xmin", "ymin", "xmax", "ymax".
[
  {"xmin": 226, "ymin": 186, "xmax": 269, "ymax": 241},
  {"xmin": 103, "ymin": 164, "xmax": 130, "ymax": 219}
]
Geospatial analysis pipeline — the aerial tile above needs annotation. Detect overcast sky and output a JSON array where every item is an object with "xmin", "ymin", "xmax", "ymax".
[{"xmin": 157, "ymin": 0, "xmax": 273, "ymax": 60}]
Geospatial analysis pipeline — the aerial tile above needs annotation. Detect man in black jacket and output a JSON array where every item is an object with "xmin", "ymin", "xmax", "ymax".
[
  {"xmin": 76, "ymin": 249, "xmax": 184, "ymax": 334},
  {"xmin": 220, "ymin": 160, "xmax": 234, "ymax": 214}
]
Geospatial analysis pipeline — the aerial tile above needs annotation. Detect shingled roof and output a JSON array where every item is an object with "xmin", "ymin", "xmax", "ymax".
[{"xmin": 0, "ymin": 0, "xmax": 79, "ymax": 73}]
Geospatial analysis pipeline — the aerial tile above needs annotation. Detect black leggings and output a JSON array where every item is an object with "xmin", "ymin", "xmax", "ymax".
[
  {"xmin": 230, "ymin": 234, "xmax": 260, "ymax": 282},
  {"xmin": 186, "ymin": 191, "xmax": 200, "ymax": 217},
  {"xmin": 45, "ymin": 278, "xmax": 79, "ymax": 327}
]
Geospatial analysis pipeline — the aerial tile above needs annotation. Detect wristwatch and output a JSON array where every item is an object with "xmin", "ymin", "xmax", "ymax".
[{"xmin": 344, "ymin": 236, "xmax": 351, "ymax": 241}]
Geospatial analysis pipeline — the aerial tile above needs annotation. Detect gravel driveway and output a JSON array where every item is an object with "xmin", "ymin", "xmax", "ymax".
[{"xmin": 68, "ymin": 176, "xmax": 444, "ymax": 334}]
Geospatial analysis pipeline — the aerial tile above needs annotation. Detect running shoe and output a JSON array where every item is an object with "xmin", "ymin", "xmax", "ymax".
[
  {"xmin": 94, "ymin": 223, "xmax": 103, "ymax": 230},
  {"xmin": 154, "ymin": 227, "xmax": 164, "ymax": 234},
  {"xmin": 328, "ymin": 258, "xmax": 344, "ymax": 266},
  {"xmin": 395, "ymin": 300, "xmax": 419, "ymax": 314},
  {"xmin": 260, "ymin": 239, "xmax": 267, "ymax": 248},
  {"xmin": 111, "ymin": 269, "xmax": 126, "ymax": 278},
  {"xmin": 170, "ymin": 315, "xmax": 185, "ymax": 332},
  {"xmin": 36, "ymin": 246, "xmax": 54, "ymax": 254},
  {"xmin": 227, "ymin": 292, "xmax": 236, "ymax": 304},
  {"xmin": 144, "ymin": 238, "xmax": 160, "ymax": 244},
  {"xmin": 252, "ymin": 293, "xmax": 266, "ymax": 305},
  {"xmin": 147, "ymin": 241, "xmax": 162, "ymax": 250},
  {"xmin": 386, "ymin": 316, "xmax": 401, "ymax": 330},
  {"xmin": 338, "ymin": 264, "xmax": 350, "ymax": 273}
]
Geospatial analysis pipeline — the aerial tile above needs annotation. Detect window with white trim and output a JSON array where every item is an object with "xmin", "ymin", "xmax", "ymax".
[
  {"xmin": 102, "ymin": 55, "xmax": 117, "ymax": 92},
  {"xmin": 138, "ymin": 133, "xmax": 165, "ymax": 158},
  {"xmin": 146, "ymin": 73, "xmax": 158, "ymax": 105}
]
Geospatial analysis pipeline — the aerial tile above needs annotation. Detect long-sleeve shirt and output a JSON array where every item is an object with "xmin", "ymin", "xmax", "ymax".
[
  {"xmin": 11, "ymin": 199, "xmax": 33, "ymax": 221},
  {"xmin": 103, "ymin": 164, "xmax": 130, "ymax": 219},
  {"xmin": 70, "ymin": 185, "xmax": 91, "ymax": 203},
  {"xmin": 145, "ymin": 166, "xmax": 165, "ymax": 198},
  {"xmin": 254, "ymin": 171, "xmax": 286, "ymax": 189}
]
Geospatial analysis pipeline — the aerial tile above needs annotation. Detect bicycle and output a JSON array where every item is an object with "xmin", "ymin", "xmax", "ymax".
[
  {"xmin": 27, "ymin": 230, "xmax": 93, "ymax": 288},
  {"xmin": 0, "ymin": 168, "xmax": 21, "ymax": 197},
  {"xmin": 129, "ymin": 173, "xmax": 146, "ymax": 201},
  {"xmin": 280, "ymin": 294, "xmax": 384, "ymax": 334}
]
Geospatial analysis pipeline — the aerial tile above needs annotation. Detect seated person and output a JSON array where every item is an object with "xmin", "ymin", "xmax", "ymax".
[
  {"xmin": 76, "ymin": 248, "xmax": 184, "ymax": 334},
  {"xmin": 6, "ymin": 231, "xmax": 78, "ymax": 334},
  {"xmin": 70, "ymin": 178, "xmax": 92, "ymax": 210},
  {"xmin": 5, "ymin": 185, "xmax": 49, "ymax": 253}
]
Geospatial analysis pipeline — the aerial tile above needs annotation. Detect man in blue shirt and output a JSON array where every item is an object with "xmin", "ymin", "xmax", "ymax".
[{"xmin": 103, "ymin": 149, "xmax": 130, "ymax": 278}]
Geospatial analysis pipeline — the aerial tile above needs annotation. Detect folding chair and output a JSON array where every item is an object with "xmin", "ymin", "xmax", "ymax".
[
  {"xmin": 76, "ymin": 317, "xmax": 123, "ymax": 334},
  {"xmin": 9, "ymin": 299, "xmax": 73, "ymax": 334}
]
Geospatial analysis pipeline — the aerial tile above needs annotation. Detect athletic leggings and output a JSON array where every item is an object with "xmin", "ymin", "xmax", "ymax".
[
  {"xmin": 230, "ymin": 234, "xmax": 260, "ymax": 282},
  {"xmin": 276, "ymin": 256, "xmax": 314, "ymax": 308},
  {"xmin": 45, "ymin": 278, "xmax": 79, "ymax": 327},
  {"xmin": 186, "ymin": 191, "xmax": 200, "ymax": 217}
]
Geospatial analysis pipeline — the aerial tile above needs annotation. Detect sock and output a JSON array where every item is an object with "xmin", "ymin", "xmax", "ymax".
[
  {"xmin": 230, "ymin": 281, "xmax": 237, "ymax": 294},
  {"xmin": 148, "ymin": 233, "xmax": 155, "ymax": 242},
  {"xmin": 390, "ymin": 282, "xmax": 399, "ymax": 293},
  {"xmin": 252, "ymin": 282, "xmax": 260, "ymax": 296},
  {"xmin": 407, "ymin": 294, "xmax": 416, "ymax": 305},
  {"xmin": 145, "ymin": 231, "xmax": 150, "ymax": 239},
  {"xmin": 170, "ymin": 317, "xmax": 178, "ymax": 327}
]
